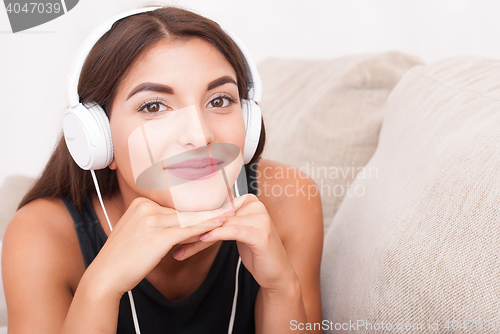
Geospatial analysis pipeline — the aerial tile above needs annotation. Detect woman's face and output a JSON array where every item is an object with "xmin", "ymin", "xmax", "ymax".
[{"xmin": 108, "ymin": 37, "xmax": 246, "ymax": 211}]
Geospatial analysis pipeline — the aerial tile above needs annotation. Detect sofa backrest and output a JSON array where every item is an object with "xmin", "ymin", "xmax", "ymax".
[
  {"xmin": 258, "ymin": 52, "xmax": 422, "ymax": 231},
  {"xmin": 322, "ymin": 56, "xmax": 500, "ymax": 332}
]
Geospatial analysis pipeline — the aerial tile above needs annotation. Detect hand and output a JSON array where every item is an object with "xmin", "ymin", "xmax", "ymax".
[
  {"xmin": 180, "ymin": 194, "xmax": 298, "ymax": 292},
  {"xmin": 170, "ymin": 196, "xmax": 243, "ymax": 260},
  {"xmin": 84, "ymin": 197, "xmax": 227, "ymax": 297}
]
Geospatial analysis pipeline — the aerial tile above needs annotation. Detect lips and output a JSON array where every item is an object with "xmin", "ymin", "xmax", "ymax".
[
  {"xmin": 164, "ymin": 157, "xmax": 224, "ymax": 180},
  {"xmin": 135, "ymin": 143, "xmax": 241, "ymax": 190}
]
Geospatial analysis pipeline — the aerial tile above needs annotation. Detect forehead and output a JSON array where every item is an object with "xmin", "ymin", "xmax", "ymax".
[{"xmin": 116, "ymin": 37, "xmax": 237, "ymax": 96}]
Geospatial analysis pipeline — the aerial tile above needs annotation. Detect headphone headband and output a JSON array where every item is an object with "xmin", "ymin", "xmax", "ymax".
[
  {"xmin": 66, "ymin": 6, "xmax": 262, "ymax": 107},
  {"xmin": 64, "ymin": 6, "xmax": 262, "ymax": 169}
]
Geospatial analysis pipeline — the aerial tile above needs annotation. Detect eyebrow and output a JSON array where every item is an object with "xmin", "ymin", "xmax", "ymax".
[
  {"xmin": 127, "ymin": 83, "xmax": 173, "ymax": 101},
  {"xmin": 126, "ymin": 75, "xmax": 238, "ymax": 101},
  {"xmin": 207, "ymin": 76, "xmax": 237, "ymax": 91}
]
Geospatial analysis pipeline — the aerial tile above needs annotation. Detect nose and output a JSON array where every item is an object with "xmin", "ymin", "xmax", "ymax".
[{"xmin": 176, "ymin": 105, "xmax": 214, "ymax": 149}]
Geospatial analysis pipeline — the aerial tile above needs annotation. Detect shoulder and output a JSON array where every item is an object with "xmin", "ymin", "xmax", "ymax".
[
  {"xmin": 3, "ymin": 198, "xmax": 86, "ymax": 331},
  {"xmin": 253, "ymin": 158, "xmax": 323, "ymax": 246},
  {"xmin": 5, "ymin": 197, "xmax": 77, "ymax": 249},
  {"xmin": 3, "ymin": 197, "xmax": 85, "ymax": 293}
]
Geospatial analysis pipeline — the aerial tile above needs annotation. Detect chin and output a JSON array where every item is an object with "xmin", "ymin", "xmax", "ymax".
[
  {"xmin": 169, "ymin": 174, "xmax": 231, "ymax": 212},
  {"xmin": 169, "ymin": 152, "xmax": 242, "ymax": 212}
]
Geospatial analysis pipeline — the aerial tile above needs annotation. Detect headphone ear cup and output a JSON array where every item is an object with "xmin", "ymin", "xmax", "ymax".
[
  {"xmin": 89, "ymin": 103, "xmax": 114, "ymax": 167},
  {"xmin": 63, "ymin": 102, "xmax": 114, "ymax": 170},
  {"xmin": 241, "ymin": 99, "xmax": 262, "ymax": 164}
]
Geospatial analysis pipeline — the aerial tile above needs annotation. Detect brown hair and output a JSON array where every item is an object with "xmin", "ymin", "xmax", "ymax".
[{"xmin": 19, "ymin": 6, "xmax": 266, "ymax": 211}]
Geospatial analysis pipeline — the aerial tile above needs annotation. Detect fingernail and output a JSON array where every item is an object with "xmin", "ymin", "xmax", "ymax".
[
  {"xmin": 214, "ymin": 216, "xmax": 226, "ymax": 224},
  {"xmin": 200, "ymin": 233, "xmax": 208, "ymax": 241},
  {"xmin": 173, "ymin": 247, "xmax": 184, "ymax": 259},
  {"xmin": 224, "ymin": 209, "xmax": 235, "ymax": 216}
]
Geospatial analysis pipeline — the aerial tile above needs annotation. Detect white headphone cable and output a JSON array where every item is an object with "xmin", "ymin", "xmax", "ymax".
[
  {"xmin": 226, "ymin": 180, "xmax": 243, "ymax": 334},
  {"xmin": 90, "ymin": 170, "xmax": 242, "ymax": 334},
  {"xmin": 90, "ymin": 170, "xmax": 142, "ymax": 334},
  {"xmin": 228, "ymin": 256, "xmax": 242, "ymax": 334},
  {"xmin": 90, "ymin": 170, "xmax": 112, "ymax": 232}
]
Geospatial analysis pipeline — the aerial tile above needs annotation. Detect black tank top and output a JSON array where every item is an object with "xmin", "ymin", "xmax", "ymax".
[{"xmin": 62, "ymin": 162, "xmax": 260, "ymax": 333}]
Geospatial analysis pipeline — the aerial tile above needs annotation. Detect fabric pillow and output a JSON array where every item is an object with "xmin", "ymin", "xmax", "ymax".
[
  {"xmin": 322, "ymin": 56, "xmax": 500, "ymax": 332},
  {"xmin": 257, "ymin": 52, "xmax": 422, "ymax": 231},
  {"xmin": 0, "ymin": 241, "xmax": 5, "ymax": 327}
]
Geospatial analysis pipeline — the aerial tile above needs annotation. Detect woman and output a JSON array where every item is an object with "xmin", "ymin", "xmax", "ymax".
[{"xmin": 3, "ymin": 6, "xmax": 323, "ymax": 333}]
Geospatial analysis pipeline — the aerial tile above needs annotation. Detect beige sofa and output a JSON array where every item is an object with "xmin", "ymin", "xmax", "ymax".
[
  {"xmin": 2, "ymin": 52, "xmax": 499, "ymax": 333},
  {"xmin": 319, "ymin": 56, "xmax": 500, "ymax": 333},
  {"xmin": 262, "ymin": 53, "xmax": 500, "ymax": 333}
]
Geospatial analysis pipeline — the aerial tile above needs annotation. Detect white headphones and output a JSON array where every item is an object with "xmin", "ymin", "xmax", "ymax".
[{"xmin": 63, "ymin": 6, "xmax": 263, "ymax": 170}]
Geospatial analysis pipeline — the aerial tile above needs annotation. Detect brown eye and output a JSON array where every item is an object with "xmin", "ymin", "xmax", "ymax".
[
  {"xmin": 137, "ymin": 100, "xmax": 168, "ymax": 114},
  {"xmin": 212, "ymin": 98, "xmax": 223, "ymax": 107},
  {"xmin": 207, "ymin": 96, "xmax": 235, "ymax": 108},
  {"xmin": 146, "ymin": 102, "xmax": 160, "ymax": 113}
]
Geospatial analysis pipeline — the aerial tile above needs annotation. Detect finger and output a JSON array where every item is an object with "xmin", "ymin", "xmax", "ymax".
[
  {"xmin": 219, "ymin": 194, "xmax": 249, "ymax": 212},
  {"xmin": 148, "ymin": 212, "xmax": 224, "ymax": 229},
  {"xmin": 178, "ymin": 235, "xmax": 204, "ymax": 245},
  {"xmin": 174, "ymin": 195, "xmax": 249, "ymax": 228},
  {"xmin": 175, "ymin": 200, "xmax": 241, "ymax": 228},
  {"xmin": 171, "ymin": 194, "xmax": 254, "ymax": 228},
  {"xmin": 219, "ymin": 213, "xmax": 268, "ymax": 228},
  {"xmin": 165, "ymin": 216, "xmax": 226, "ymax": 246},
  {"xmin": 132, "ymin": 197, "xmax": 178, "ymax": 215},
  {"xmin": 223, "ymin": 195, "xmax": 262, "ymax": 217},
  {"xmin": 176, "ymin": 216, "xmax": 225, "ymax": 244},
  {"xmin": 173, "ymin": 240, "xmax": 217, "ymax": 261},
  {"xmin": 183, "ymin": 216, "xmax": 226, "ymax": 229},
  {"xmin": 200, "ymin": 224, "xmax": 260, "ymax": 247}
]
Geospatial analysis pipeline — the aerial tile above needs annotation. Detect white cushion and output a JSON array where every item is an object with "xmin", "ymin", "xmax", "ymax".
[
  {"xmin": 258, "ymin": 52, "xmax": 422, "ymax": 231},
  {"xmin": 0, "ymin": 242, "xmax": 5, "ymax": 328},
  {"xmin": 322, "ymin": 56, "xmax": 500, "ymax": 331}
]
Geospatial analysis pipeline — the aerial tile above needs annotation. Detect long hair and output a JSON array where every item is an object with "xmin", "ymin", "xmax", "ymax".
[{"xmin": 19, "ymin": 6, "xmax": 266, "ymax": 211}]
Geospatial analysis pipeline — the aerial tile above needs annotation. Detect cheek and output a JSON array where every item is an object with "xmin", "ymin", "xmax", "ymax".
[
  {"xmin": 213, "ymin": 112, "xmax": 246, "ymax": 154},
  {"xmin": 109, "ymin": 118, "xmax": 136, "ymax": 178},
  {"xmin": 234, "ymin": 116, "xmax": 248, "ymax": 156}
]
